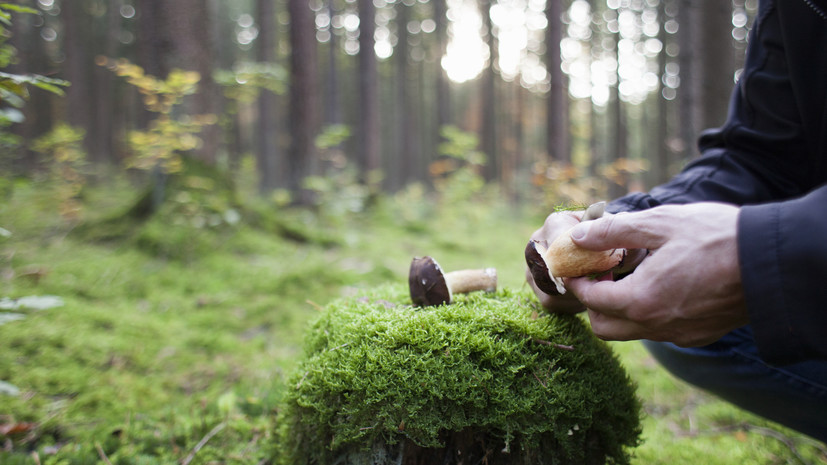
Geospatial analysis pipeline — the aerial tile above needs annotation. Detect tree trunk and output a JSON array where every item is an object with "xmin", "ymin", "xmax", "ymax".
[
  {"xmin": 257, "ymin": 0, "xmax": 281, "ymax": 193},
  {"xmin": 677, "ymin": 0, "xmax": 733, "ymax": 162},
  {"xmin": 655, "ymin": 0, "xmax": 671, "ymax": 184},
  {"xmin": 392, "ymin": 1, "xmax": 415, "ymax": 191},
  {"xmin": 479, "ymin": 0, "xmax": 497, "ymax": 182},
  {"xmin": 135, "ymin": 0, "xmax": 172, "ymax": 131},
  {"xmin": 91, "ymin": 0, "xmax": 122, "ymax": 166},
  {"xmin": 546, "ymin": 0, "xmax": 569, "ymax": 164},
  {"xmin": 433, "ymin": 0, "xmax": 450, "ymax": 131},
  {"xmin": 698, "ymin": 0, "xmax": 733, "ymax": 132},
  {"xmin": 61, "ymin": 1, "xmax": 94, "ymax": 156},
  {"xmin": 326, "ymin": 0, "xmax": 341, "ymax": 126},
  {"xmin": 608, "ymin": 19, "xmax": 626, "ymax": 199},
  {"xmin": 357, "ymin": 0, "xmax": 381, "ymax": 179},
  {"xmin": 156, "ymin": 0, "xmax": 219, "ymax": 165},
  {"xmin": 287, "ymin": 0, "xmax": 320, "ymax": 204}
]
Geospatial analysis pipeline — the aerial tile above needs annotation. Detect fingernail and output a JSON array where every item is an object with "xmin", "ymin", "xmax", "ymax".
[{"xmin": 570, "ymin": 222, "xmax": 588, "ymax": 241}]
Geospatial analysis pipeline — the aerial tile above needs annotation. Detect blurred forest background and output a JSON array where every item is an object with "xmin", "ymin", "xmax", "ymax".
[{"xmin": 4, "ymin": 0, "xmax": 754, "ymax": 207}]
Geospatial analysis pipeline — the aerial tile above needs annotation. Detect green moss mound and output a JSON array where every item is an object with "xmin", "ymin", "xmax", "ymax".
[{"xmin": 276, "ymin": 285, "xmax": 641, "ymax": 464}]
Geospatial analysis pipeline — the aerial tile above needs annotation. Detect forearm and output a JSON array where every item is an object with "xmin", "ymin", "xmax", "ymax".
[
  {"xmin": 738, "ymin": 186, "xmax": 827, "ymax": 364},
  {"xmin": 608, "ymin": 147, "xmax": 806, "ymax": 214}
]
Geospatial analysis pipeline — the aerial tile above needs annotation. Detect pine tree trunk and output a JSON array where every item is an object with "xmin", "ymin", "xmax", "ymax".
[
  {"xmin": 480, "ymin": 0, "xmax": 497, "ymax": 182},
  {"xmin": 257, "ymin": 0, "xmax": 281, "ymax": 193},
  {"xmin": 546, "ymin": 0, "xmax": 569, "ymax": 164},
  {"xmin": 358, "ymin": 0, "xmax": 381, "ymax": 179},
  {"xmin": 287, "ymin": 0, "xmax": 320, "ymax": 204}
]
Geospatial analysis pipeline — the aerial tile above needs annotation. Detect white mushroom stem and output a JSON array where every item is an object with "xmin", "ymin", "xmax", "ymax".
[{"xmin": 444, "ymin": 268, "xmax": 497, "ymax": 295}]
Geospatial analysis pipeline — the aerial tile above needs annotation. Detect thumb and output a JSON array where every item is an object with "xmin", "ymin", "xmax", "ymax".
[{"xmin": 569, "ymin": 211, "xmax": 666, "ymax": 251}]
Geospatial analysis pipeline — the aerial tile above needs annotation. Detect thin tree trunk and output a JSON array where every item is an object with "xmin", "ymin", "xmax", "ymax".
[
  {"xmin": 480, "ymin": 0, "xmax": 497, "ymax": 182},
  {"xmin": 655, "ymin": 0, "xmax": 671, "ymax": 184},
  {"xmin": 393, "ymin": 1, "xmax": 415, "ymax": 191},
  {"xmin": 287, "ymin": 0, "xmax": 320, "ymax": 204},
  {"xmin": 546, "ymin": 0, "xmax": 569, "ymax": 164},
  {"xmin": 357, "ymin": 0, "xmax": 381, "ymax": 178},
  {"xmin": 698, "ymin": 0, "xmax": 733, "ymax": 131},
  {"xmin": 326, "ymin": 0, "xmax": 341, "ymax": 126},
  {"xmin": 676, "ymin": 0, "xmax": 697, "ymax": 161},
  {"xmin": 257, "ymin": 0, "xmax": 280, "ymax": 193},
  {"xmin": 166, "ymin": 0, "xmax": 219, "ymax": 165},
  {"xmin": 91, "ymin": 0, "xmax": 122, "ymax": 165},
  {"xmin": 61, "ymin": 1, "xmax": 93, "ymax": 155},
  {"xmin": 433, "ymin": 0, "xmax": 450, "ymax": 131},
  {"xmin": 608, "ymin": 19, "xmax": 626, "ymax": 199}
]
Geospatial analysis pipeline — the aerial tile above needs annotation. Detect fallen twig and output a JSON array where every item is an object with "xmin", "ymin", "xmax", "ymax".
[
  {"xmin": 95, "ymin": 443, "xmax": 113, "ymax": 465},
  {"xmin": 532, "ymin": 338, "xmax": 575, "ymax": 351},
  {"xmin": 532, "ymin": 372, "xmax": 547, "ymax": 388},
  {"xmin": 180, "ymin": 422, "xmax": 226, "ymax": 465}
]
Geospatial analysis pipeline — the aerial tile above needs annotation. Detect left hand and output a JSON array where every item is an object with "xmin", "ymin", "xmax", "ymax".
[{"xmin": 564, "ymin": 203, "xmax": 750, "ymax": 347}]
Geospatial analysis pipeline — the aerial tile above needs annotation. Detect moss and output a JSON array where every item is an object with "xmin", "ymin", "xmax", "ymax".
[{"xmin": 276, "ymin": 285, "xmax": 641, "ymax": 464}]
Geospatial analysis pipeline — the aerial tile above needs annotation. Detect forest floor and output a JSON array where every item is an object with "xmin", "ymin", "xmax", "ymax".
[{"xmin": 1, "ymin": 175, "xmax": 825, "ymax": 464}]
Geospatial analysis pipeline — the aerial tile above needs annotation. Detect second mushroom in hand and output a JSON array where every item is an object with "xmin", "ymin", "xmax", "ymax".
[
  {"xmin": 409, "ymin": 256, "xmax": 497, "ymax": 307},
  {"xmin": 525, "ymin": 202, "xmax": 626, "ymax": 296}
]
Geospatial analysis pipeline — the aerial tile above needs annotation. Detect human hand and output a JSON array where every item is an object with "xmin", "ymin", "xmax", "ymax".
[{"xmin": 564, "ymin": 203, "xmax": 749, "ymax": 347}]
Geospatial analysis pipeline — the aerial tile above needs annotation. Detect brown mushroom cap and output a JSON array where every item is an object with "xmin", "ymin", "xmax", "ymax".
[
  {"xmin": 409, "ymin": 256, "xmax": 451, "ymax": 306},
  {"xmin": 525, "ymin": 240, "xmax": 561, "ymax": 296}
]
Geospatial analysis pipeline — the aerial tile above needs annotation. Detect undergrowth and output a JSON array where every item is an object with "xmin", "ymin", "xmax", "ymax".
[{"xmin": 0, "ymin": 172, "xmax": 825, "ymax": 464}]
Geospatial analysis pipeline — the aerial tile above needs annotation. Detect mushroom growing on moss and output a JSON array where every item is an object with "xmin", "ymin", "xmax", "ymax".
[
  {"xmin": 409, "ymin": 256, "xmax": 497, "ymax": 306},
  {"xmin": 276, "ymin": 285, "xmax": 641, "ymax": 465}
]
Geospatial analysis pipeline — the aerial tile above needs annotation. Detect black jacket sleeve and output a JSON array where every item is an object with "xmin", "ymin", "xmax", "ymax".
[{"xmin": 607, "ymin": 0, "xmax": 827, "ymax": 364}]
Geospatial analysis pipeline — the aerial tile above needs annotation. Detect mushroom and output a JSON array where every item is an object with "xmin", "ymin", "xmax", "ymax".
[
  {"xmin": 409, "ymin": 256, "xmax": 497, "ymax": 307},
  {"xmin": 525, "ymin": 202, "xmax": 625, "ymax": 296}
]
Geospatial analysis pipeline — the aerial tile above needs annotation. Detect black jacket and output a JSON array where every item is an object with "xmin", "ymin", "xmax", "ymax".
[{"xmin": 608, "ymin": 0, "xmax": 827, "ymax": 365}]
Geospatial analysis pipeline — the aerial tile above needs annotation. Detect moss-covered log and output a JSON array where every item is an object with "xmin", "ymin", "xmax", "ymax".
[{"xmin": 276, "ymin": 285, "xmax": 641, "ymax": 464}]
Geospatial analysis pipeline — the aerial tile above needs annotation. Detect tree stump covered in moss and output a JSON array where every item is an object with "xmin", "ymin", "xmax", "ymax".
[{"xmin": 277, "ymin": 286, "xmax": 641, "ymax": 464}]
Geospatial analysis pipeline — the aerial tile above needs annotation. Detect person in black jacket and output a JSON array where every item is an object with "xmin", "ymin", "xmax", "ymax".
[{"xmin": 527, "ymin": 0, "xmax": 827, "ymax": 442}]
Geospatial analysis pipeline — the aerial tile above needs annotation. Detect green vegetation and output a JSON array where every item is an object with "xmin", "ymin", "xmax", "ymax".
[
  {"xmin": 278, "ymin": 285, "xmax": 640, "ymax": 464},
  {"xmin": 0, "ymin": 172, "xmax": 826, "ymax": 464}
]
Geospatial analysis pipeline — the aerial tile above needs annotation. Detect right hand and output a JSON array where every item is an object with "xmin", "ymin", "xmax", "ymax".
[{"xmin": 525, "ymin": 209, "xmax": 587, "ymax": 314}]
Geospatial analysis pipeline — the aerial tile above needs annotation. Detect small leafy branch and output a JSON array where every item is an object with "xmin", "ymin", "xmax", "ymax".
[
  {"xmin": 0, "ymin": 3, "xmax": 69, "ymax": 145},
  {"xmin": 102, "ymin": 58, "xmax": 215, "ymax": 174},
  {"xmin": 30, "ymin": 124, "xmax": 87, "ymax": 220}
]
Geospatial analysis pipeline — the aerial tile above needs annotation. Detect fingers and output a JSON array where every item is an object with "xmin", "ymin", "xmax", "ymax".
[
  {"xmin": 569, "ymin": 209, "xmax": 669, "ymax": 252},
  {"xmin": 566, "ymin": 275, "xmax": 635, "ymax": 318},
  {"xmin": 525, "ymin": 267, "xmax": 585, "ymax": 314},
  {"xmin": 530, "ymin": 210, "xmax": 582, "ymax": 244}
]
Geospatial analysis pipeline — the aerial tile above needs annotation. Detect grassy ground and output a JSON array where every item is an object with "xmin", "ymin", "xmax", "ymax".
[{"xmin": 1, "ymin": 178, "xmax": 825, "ymax": 464}]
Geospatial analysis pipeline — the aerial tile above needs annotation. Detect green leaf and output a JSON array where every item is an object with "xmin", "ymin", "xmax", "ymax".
[
  {"xmin": 0, "ymin": 3, "xmax": 40, "ymax": 15},
  {"xmin": 30, "ymin": 80, "xmax": 66, "ymax": 95}
]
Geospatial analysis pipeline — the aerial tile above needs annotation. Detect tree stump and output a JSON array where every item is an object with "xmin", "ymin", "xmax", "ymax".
[{"xmin": 276, "ymin": 285, "xmax": 641, "ymax": 464}]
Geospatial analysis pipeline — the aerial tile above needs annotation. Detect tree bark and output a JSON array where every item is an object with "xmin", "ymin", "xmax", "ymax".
[
  {"xmin": 479, "ymin": 0, "xmax": 497, "ymax": 182},
  {"xmin": 433, "ymin": 0, "xmax": 450, "ymax": 130},
  {"xmin": 61, "ymin": 1, "xmax": 94, "ymax": 156},
  {"xmin": 257, "ymin": 0, "xmax": 281, "ymax": 193},
  {"xmin": 655, "ymin": 0, "xmax": 672, "ymax": 184},
  {"xmin": 287, "ymin": 0, "xmax": 320, "ymax": 204},
  {"xmin": 608, "ymin": 17, "xmax": 626, "ymax": 199},
  {"xmin": 357, "ymin": 0, "xmax": 381, "ymax": 179},
  {"xmin": 545, "ymin": 0, "xmax": 569, "ymax": 164},
  {"xmin": 392, "ymin": 1, "xmax": 415, "ymax": 191},
  {"xmin": 165, "ymin": 0, "xmax": 219, "ymax": 165},
  {"xmin": 698, "ymin": 0, "xmax": 733, "ymax": 132}
]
